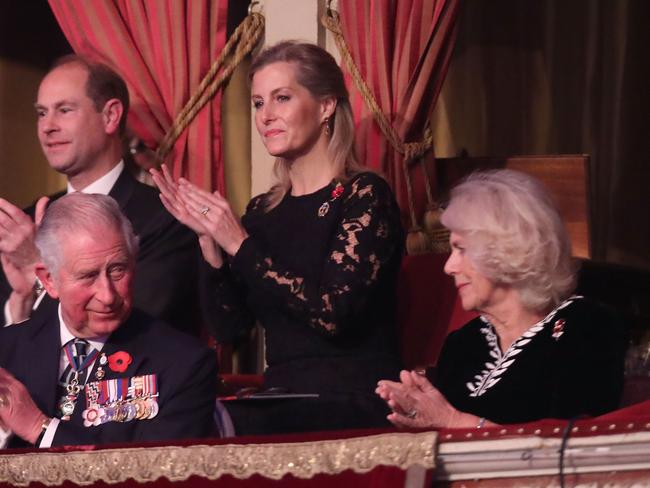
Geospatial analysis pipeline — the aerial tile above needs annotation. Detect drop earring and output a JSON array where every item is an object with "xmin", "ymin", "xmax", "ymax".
[{"xmin": 324, "ymin": 117, "xmax": 330, "ymax": 137}]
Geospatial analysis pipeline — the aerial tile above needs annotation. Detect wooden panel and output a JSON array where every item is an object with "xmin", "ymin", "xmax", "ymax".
[{"xmin": 435, "ymin": 155, "xmax": 591, "ymax": 258}]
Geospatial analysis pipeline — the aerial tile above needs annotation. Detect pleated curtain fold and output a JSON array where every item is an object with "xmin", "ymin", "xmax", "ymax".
[
  {"xmin": 337, "ymin": 0, "xmax": 459, "ymax": 222},
  {"xmin": 48, "ymin": 0, "xmax": 228, "ymax": 191}
]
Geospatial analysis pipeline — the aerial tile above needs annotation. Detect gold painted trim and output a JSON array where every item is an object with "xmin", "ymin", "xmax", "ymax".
[{"xmin": 0, "ymin": 431, "xmax": 437, "ymax": 486}]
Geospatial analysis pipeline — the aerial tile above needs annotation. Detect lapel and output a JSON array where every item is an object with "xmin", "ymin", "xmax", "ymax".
[
  {"xmin": 107, "ymin": 167, "xmax": 135, "ymax": 210},
  {"xmin": 88, "ymin": 341, "xmax": 146, "ymax": 383},
  {"xmin": 89, "ymin": 311, "xmax": 146, "ymax": 382},
  {"xmin": 18, "ymin": 298, "xmax": 62, "ymax": 417},
  {"xmin": 72, "ymin": 313, "xmax": 147, "ymax": 425}
]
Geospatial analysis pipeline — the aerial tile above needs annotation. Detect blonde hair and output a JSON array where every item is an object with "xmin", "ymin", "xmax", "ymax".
[
  {"xmin": 441, "ymin": 169, "xmax": 576, "ymax": 313},
  {"xmin": 250, "ymin": 41, "xmax": 366, "ymax": 210}
]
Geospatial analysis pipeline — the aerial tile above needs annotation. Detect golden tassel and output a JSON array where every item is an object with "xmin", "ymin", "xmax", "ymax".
[
  {"xmin": 422, "ymin": 203, "xmax": 443, "ymax": 231},
  {"xmin": 422, "ymin": 203, "xmax": 450, "ymax": 253},
  {"xmin": 406, "ymin": 226, "xmax": 432, "ymax": 255},
  {"xmin": 429, "ymin": 228, "xmax": 450, "ymax": 253}
]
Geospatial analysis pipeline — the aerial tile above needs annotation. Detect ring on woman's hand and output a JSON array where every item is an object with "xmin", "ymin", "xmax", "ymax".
[
  {"xmin": 405, "ymin": 409, "xmax": 417, "ymax": 419},
  {"xmin": 200, "ymin": 206, "xmax": 210, "ymax": 216}
]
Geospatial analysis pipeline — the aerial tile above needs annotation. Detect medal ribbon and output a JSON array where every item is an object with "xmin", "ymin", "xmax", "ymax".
[
  {"xmin": 103, "ymin": 378, "xmax": 129, "ymax": 403},
  {"xmin": 59, "ymin": 341, "xmax": 99, "ymax": 420},
  {"xmin": 142, "ymin": 374, "xmax": 158, "ymax": 397},
  {"xmin": 85, "ymin": 381, "xmax": 101, "ymax": 406},
  {"xmin": 63, "ymin": 341, "xmax": 99, "ymax": 374},
  {"xmin": 117, "ymin": 378, "xmax": 128, "ymax": 401}
]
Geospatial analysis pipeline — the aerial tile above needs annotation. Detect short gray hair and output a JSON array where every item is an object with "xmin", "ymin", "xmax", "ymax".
[
  {"xmin": 35, "ymin": 193, "xmax": 139, "ymax": 276},
  {"xmin": 440, "ymin": 169, "xmax": 576, "ymax": 313}
]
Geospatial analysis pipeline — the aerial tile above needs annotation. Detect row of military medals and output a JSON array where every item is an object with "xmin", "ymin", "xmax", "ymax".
[
  {"xmin": 59, "ymin": 351, "xmax": 159, "ymax": 426},
  {"xmin": 83, "ymin": 374, "xmax": 159, "ymax": 427}
]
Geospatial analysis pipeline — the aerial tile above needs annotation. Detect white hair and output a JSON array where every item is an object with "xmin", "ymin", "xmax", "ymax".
[
  {"xmin": 440, "ymin": 169, "xmax": 576, "ymax": 312},
  {"xmin": 35, "ymin": 193, "xmax": 139, "ymax": 276}
]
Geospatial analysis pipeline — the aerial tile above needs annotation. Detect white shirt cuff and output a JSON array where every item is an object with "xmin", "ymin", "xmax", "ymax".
[
  {"xmin": 3, "ymin": 291, "xmax": 47, "ymax": 327},
  {"xmin": 3, "ymin": 299, "xmax": 13, "ymax": 327},
  {"xmin": 0, "ymin": 425, "xmax": 12, "ymax": 448},
  {"xmin": 38, "ymin": 417, "xmax": 60, "ymax": 448}
]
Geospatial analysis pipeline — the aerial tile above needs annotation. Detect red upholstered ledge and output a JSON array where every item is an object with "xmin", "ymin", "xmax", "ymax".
[{"xmin": 1, "ymin": 401, "xmax": 649, "ymax": 487}]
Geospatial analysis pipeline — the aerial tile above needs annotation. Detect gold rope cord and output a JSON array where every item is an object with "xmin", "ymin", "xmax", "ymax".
[
  {"xmin": 322, "ymin": 7, "xmax": 444, "ymax": 254},
  {"xmin": 155, "ymin": 11, "xmax": 265, "ymax": 162},
  {"xmin": 0, "ymin": 431, "xmax": 437, "ymax": 486}
]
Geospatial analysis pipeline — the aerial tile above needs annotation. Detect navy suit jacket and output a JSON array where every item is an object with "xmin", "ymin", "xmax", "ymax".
[
  {"xmin": 0, "ymin": 298, "xmax": 218, "ymax": 448},
  {"xmin": 0, "ymin": 168, "xmax": 203, "ymax": 336}
]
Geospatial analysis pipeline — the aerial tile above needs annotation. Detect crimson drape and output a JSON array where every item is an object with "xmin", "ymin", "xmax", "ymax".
[
  {"xmin": 47, "ymin": 0, "xmax": 228, "ymax": 191},
  {"xmin": 338, "ymin": 0, "xmax": 459, "ymax": 220}
]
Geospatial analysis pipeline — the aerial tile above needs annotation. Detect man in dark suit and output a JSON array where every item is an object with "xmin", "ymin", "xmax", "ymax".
[
  {"xmin": 0, "ymin": 55, "xmax": 202, "ymax": 335},
  {"xmin": 0, "ymin": 193, "xmax": 217, "ymax": 448}
]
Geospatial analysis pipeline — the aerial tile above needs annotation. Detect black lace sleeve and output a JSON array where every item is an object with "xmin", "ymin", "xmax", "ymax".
[
  {"xmin": 199, "ymin": 196, "xmax": 266, "ymax": 345},
  {"xmin": 231, "ymin": 173, "xmax": 404, "ymax": 337}
]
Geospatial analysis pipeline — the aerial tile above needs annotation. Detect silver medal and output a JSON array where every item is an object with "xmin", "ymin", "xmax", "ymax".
[
  {"xmin": 61, "ymin": 401, "xmax": 75, "ymax": 416},
  {"xmin": 122, "ymin": 402, "xmax": 137, "ymax": 422},
  {"xmin": 147, "ymin": 398, "xmax": 159, "ymax": 419}
]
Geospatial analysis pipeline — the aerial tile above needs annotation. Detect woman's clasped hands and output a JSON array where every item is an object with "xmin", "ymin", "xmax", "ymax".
[
  {"xmin": 150, "ymin": 165, "xmax": 248, "ymax": 268},
  {"xmin": 376, "ymin": 370, "xmax": 477, "ymax": 429}
]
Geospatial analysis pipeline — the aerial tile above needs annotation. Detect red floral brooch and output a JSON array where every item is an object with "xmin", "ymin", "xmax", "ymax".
[
  {"xmin": 551, "ymin": 319, "xmax": 565, "ymax": 341},
  {"xmin": 108, "ymin": 351, "xmax": 132, "ymax": 373},
  {"xmin": 330, "ymin": 182, "xmax": 344, "ymax": 199},
  {"xmin": 318, "ymin": 181, "xmax": 344, "ymax": 217}
]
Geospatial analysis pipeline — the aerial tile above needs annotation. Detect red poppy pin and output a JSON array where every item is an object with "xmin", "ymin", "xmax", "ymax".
[
  {"xmin": 108, "ymin": 351, "xmax": 132, "ymax": 373},
  {"xmin": 318, "ymin": 182, "xmax": 345, "ymax": 218},
  {"xmin": 330, "ymin": 182, "xmax": 344, "ymax": 200},
  {"xmin": 551, "ymin": 319, "xmax": 566, "ymax": 341}
]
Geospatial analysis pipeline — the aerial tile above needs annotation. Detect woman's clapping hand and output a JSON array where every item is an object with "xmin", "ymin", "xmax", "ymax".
[
  {"xmin": 150, "ymin": 165, "xmax": 248, "ymax": 268},
  {"xmin": 376, "ymin": 370, "xmax": 477, "ymax": 429}
]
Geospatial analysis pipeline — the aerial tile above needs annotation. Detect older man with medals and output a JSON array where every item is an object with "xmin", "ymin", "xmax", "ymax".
[{"xmin": 0, "ymin": 193, "xmax": 217, "ymax": 448}]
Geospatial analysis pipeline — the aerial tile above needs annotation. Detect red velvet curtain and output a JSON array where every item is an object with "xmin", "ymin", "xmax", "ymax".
[
  {"xmin": 338, "ymin": 0, "xmax": 459, "ymax": 221},
  {"xmin": 47, "ymin": 0, "xmax": 228, "ymax": 191}
]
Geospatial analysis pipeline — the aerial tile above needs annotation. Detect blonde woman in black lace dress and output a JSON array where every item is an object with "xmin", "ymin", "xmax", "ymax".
[{"xmin": 151, "ymin": 41, "xmax": 404, "ymax": 435}]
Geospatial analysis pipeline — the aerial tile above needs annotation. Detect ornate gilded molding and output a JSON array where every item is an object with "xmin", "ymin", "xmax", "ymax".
[{"xmin": 0, "ymin": 431, "xmax": 437, "ymax": 486}]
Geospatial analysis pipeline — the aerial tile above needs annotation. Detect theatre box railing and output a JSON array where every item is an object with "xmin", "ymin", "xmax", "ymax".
[{"xmin": 0, "ymin": 400, "xmax": 649, "ymax": 488}]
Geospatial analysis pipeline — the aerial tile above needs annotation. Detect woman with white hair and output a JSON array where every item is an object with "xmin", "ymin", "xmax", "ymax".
[{"xmin": 377, "ymin": 169, "xmax": 627, "ymax": 428}]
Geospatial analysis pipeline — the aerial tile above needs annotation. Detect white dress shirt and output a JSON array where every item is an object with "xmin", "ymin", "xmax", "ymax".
[
  {"xmin": 66, "ymin": 160, "xmax": 124, "ymax": 195},
  {"xmin": 40, "ymin": 305, "xmax": 108, "ymax": 448}
]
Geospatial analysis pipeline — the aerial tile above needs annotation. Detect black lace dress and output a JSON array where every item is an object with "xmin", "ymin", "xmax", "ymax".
[
  {"xmin": 203, "ymin": 172, "xmax": 404, "ymax": 434},
  {"xmin": 434, "ymin": 296, "xmax": 628, "ymax": 424}
]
